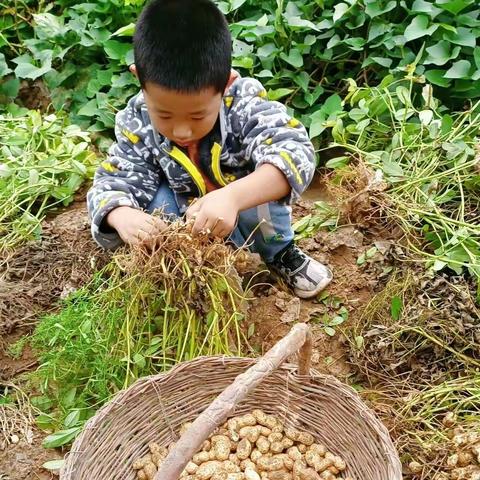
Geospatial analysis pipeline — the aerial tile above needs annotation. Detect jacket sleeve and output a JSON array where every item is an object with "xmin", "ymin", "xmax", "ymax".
[
  {"xmin": 235, "ymin": 79, "xmax": 315, "ymax": 202},
  {"xmin": 87, "ymin": 94, "xmax": 162, "ymax": 249}
]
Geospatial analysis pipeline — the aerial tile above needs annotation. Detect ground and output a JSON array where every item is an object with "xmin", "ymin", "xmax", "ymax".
[{"xmin": 0, "ymin": 175, "xmax": 476, "ymax": 479}]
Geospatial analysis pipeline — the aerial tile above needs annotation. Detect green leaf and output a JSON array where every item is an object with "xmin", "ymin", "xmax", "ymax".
[
  {"xmin": 0, "ymin": 78, "xmax": 20, "ymax": 98},
  {"xmin": 0, "ymin": 53, "xmax": 11, "ymax": 77},
  {"xmin": 390, "ymin": 296, "xmax": 402, "ymax": 320},
  {"xmin": 267, "ymin": 88, "xmax": 293, "ymax": 101},
  {"xmin": 279, "ymin": 49, "xmax": 303, "ymax": 68},
  {"xmin": 324, "ymin": 326, "xmax": 336, "ymax": 336},
  {"xmin": 13, "ymin": 54, "xmax": 52, "ymax": 80},
  {"xmin": 77, "ymin": 99, "xmax": 98, "ymax": 117},
  {"xmin": 329, "ymin": 315, "xmax": 345, "ymax": 327},
  {"xmin": 441, "ymin": 114, "xmax": 453, "ymax": 133},
  {"xmin": 445, "ymin": 59, "xmax": 471, "ymax": 79},
  {"xmin": 247, "ymin": 323, "xmax": 255, "ymax": 339},
  {"xmin": 411, "ymin": 0, "xmax": 443, "ymax": 17},
  {"xmin": 474, "ymin": 49, "xmax": 480, "ymax": 70},
  {"xmin": 216, "ymin": 2, "xmax": 230, "ymax": 14},
  {"xmin": 231, "ymin": 0, "xmax": 248, "ymax": 10},
  {"xmin": 425, "ymin": 69, "xmax": 451, "ymax": 87},
  {"xmin": 325, "ymin": 156, "xmax": 349, "ymax": 169},
  {"xmin": 133, "ymin": 353, "xmax": 146, "ymax": 369},
  {"xmin": 309, "ymin": 94, "xmax": 343, "ymax": 138},
  {"xmin": 293, "ymin": 215, "xmax": 312, "ymax": 233},
  {"xmin": 257, "ymin": 43, "xmax": 278, "ymax": 58},
  {"xmin": 369, "ymin": 56, "xmax": 393, "ymax": 68},
  {"xmin": 357, "ymin": 253, "xmax": 366, "ymax": 265},
  {"xmin": 368, "ymin": 21, "xmax": 388, "ymax": 42},
  {"xmin": 435, "ymin": 0, "xmax": 473, "ymax": 14},
  {"xmin": 344, "ymin": 37, "xmax": 366, "ymax": 50},
  {"xmin": 111, "ymin": 23, "xmax": 136, "ymax": 37},
  {"xmin": 326, "ymin": 34, "xmax": 342, "ymax": 49},
  {"xmin": 396, "ymin": 86, "xmax": 411, "ymax": 105},
  {"xmin": 425, "ymin": 41, "xmax": 460, "ymax": 66},
  {"xmin": 256, "ymin": 69, "xmax": 274, "ymax": 78},
  {"xmin": 383, "ymin": 159, "xmax": 404, "ymax": 178},
  {"xmin": 61, "ymin": 387, "xmax": 77, "ymax": 409},
  {"xmin": 232, "ymin": 56, "xmax": 254, "ymax": 69},
  {"xmin": 33, "ymin": 13, "xmax": 68, "ymax": 39},
  {"xmin": 42, "ymin": 427, "xmax": 82, "ymax": 448},
  {"xmin": 63, "ymin": 409, "xmax": 80, "ymax": 428},
  {"xmin": 404, "ymin": 15, "xmax": 438, "ymax": 42},
  {"xmin": 304, "ymin": 84, "xmax": 324, "ymax": 106},
  {"xmin": 285, "ymin": 16, "xmax": 319, "ymax": 30},
  {"xmin": 333, "ymin": 3, "xmax": 349, "ymax": 22},
  {"xmin": 365, "ymin": 0, "xmax": 397, "ymax": 18},
  {"xmin": 419, "ymin": 109, "xmax": 434, "ymax": 125},
  {"xmin": 323, "ymin": 94, "xmax": 343, "ymax": 115},
  {"xmin": 443, "ymin": 27, "xmax": 476, "ymax": 47},
  {"xmin": 294, "ymin": 71, "xmax": 310, "ymax": 91},
  {"xmin": 103, "ymin": 40, "xmax": 131, "ymax": 62}
]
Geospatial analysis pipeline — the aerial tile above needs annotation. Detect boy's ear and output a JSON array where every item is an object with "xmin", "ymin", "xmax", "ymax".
[{"xmin": 129, "ymin": 64, "xmax": 138, "ymax": 78}]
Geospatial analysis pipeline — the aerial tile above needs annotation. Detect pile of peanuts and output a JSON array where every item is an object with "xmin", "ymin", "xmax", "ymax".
[{"xmin": 132, "ymin": 410, "xmax": 353, "ymax": 480}]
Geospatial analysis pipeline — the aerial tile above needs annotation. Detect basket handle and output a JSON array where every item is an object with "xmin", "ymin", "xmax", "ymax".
[{"xmin": 154, "ymin": 323, "xmax": 312, "ymax": 480}]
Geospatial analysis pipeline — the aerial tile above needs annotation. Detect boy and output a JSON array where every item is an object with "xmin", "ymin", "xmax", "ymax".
[{"xmin": 87, "ymin": 0, "xmax": 332, "ymax": 299}]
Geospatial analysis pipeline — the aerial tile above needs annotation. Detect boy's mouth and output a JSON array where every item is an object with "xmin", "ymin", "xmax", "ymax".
[{"xmin": 175, "ymin": 141, "xmax": 192, "ymax": 147}]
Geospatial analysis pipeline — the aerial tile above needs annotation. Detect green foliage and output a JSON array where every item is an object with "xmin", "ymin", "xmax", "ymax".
[
  {"xmin": 325, "ymin": 75, "xmax": 480, "ymax": 284},
  {"xmin": 2, "ymin": 0, "xmax": 480, "ymax": 137},
  {"xmin": 223, "ymin": 0, "xmax": 480, "ymax": 131},
  {"xmin": 0, "ymin": 110, "xmax": 96, "ymax": 250},
  {"xmin": 313, "ymin": 292, "xmax": 349, "ymax": 336},
  {"xmin": 1, "ymin": 1, "xmax": 144, "ymax": 133},
  {"xmin": 293, "ymin": 200, "xmax": 339, "ymax": 239}
]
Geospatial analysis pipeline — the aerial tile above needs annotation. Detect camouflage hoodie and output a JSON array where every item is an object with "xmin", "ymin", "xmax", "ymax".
[{"xmin": 87, "ymin": 75, "xmax": 316, "ymax": 249}]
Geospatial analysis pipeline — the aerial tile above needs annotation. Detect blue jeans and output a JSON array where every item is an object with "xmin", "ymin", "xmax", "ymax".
[{"xmin": 147, "ymin": 183, "xmax": 294, "ymax": 262}]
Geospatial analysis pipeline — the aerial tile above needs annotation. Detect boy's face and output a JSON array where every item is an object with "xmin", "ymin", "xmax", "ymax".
[{"xmin": 142, "ymin": 80, "xmax": 223, "ymax": 147}]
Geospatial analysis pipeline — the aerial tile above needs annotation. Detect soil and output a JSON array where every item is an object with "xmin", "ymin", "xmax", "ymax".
[
  {"xmin": 17, "ymin": 80, "xmax": 51, "ymax": 113},
  {"xmin": 0, "ymin": 199, "xmax": 109, "ymax": 382},
  {"xmin": 247, "ymin": 201, "xmax": 388, "ymax": 380},
  {"xmin": 0, "ymin": 180, "xmax": 411, "ymax": 479},
  {"xmin": 0, "ymin": 431, "xmax": 62, "ymax": 480}
]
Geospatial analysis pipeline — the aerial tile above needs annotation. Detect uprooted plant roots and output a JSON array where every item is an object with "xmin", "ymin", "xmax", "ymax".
[{"xmin": 29, "ymin": 222, "xmax": 250, "ymax": 428}]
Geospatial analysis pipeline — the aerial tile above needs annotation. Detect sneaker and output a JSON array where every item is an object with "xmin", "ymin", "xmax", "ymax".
[{"xmin": 268, "ymin": 243, "xmax": 333, "ymax": 299}]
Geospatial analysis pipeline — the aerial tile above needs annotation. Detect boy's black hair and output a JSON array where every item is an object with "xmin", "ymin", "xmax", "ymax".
[{"xmin": 134, "ymin": 0, "xmax": 232, "ymax": 93}]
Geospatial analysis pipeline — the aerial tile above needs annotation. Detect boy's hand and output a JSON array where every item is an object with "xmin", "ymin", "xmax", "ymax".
[
  {"xmin": 106, "ymin": 206, "xmax": 167, "ymax": 246},
  {"xmin": 186, "ymin": 189, "xmax": 239, "ymax": 237}
]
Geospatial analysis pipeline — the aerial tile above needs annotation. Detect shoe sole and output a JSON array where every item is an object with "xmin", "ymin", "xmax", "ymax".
[{"xmin": 294, "ymin": 275, "xmax": 333, "ymax": 299}]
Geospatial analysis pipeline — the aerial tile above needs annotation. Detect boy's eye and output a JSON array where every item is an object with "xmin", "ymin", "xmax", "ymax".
[
  {"xmin": 158, "ymin": 116, "xmax": 172, "ymax": 120},
  {"xmin": 191, "ymin": 117, "xmax": 205, "ymax": 121}
]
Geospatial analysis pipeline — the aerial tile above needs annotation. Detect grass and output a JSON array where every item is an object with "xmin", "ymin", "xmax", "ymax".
[{"xmin": 29, "ymin": 222, "xmax": 248, "ymax": 447}]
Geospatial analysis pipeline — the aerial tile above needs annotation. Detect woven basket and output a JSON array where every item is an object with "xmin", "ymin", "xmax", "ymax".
[{"xmin": 62, "ymin": 324, "xmax": 402, "ymax": 480}]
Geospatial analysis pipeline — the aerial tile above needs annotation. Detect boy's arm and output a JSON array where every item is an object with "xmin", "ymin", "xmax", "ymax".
[
  {"xmin": 186, "ymin": 163, "xmax": 289, "ymax": 236},
  {"xmin": 237, "ymin": 82, "xmax": 315, "ymax": 200},
  {"xmin": 87, "ymin": 94, "xmax": 163, "ymax": 249},
  {"xmin": 187, "ymin": 80, "xmax": 315, "ymax": 236}
]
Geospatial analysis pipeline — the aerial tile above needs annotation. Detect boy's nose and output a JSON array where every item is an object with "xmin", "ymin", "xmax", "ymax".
[{"xmin": 173, "ymin": 125, "xmax": 193, "ymax": 140}]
